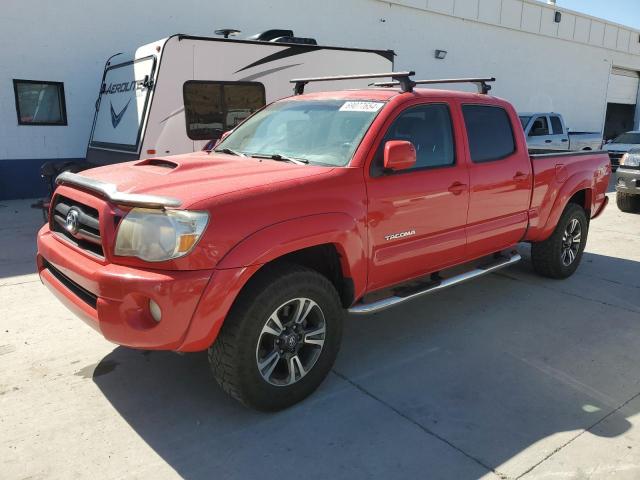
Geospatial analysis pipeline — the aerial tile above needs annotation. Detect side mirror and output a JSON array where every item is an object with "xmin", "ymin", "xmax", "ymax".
[
  {"xmin": 384, "ymin": 140, "xmax": 416, "ymax": 171},
  {"xmin": 205, "ymin": 129, "xmax": 234, "ymax": 151},
  {"xmin": 220, "ymin": 129, "xmax": 233, "ymax": 142}
]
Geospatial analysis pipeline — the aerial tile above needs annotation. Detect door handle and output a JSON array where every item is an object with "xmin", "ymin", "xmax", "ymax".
[
  {"xmin": 561, "ymin": 138, "xmax": 568, "ymax": 142},
  {"xmin": 545, "ymin": 140, "xmax": 552, "ymax": 143},
  {"xmin": 513, "ymin": 171, "xmax": 528, "ymax": 181},
  {"xmin": 448, "ymin": 182, "xmax": 467, "ymax": 195}
]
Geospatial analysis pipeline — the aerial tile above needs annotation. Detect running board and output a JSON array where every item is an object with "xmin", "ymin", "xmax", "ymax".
[{"xmin": 348, "ymin": 252, "xmax": 522, "ymax": 315}]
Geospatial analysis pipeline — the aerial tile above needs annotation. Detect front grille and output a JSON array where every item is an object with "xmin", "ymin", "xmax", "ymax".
[
  {"xmin": 608, "ymin": 151, "xmax": 625, "ymax": 167},
  {"xmin": 44, "ymin": 260, "xmax": 98, "ymax": 309},
  {"xmin": 51, "ymin": 195, "xmax": 104, "ymax": 257}
]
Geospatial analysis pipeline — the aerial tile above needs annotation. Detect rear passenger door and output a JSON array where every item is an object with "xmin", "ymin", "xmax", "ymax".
[
  {"xmin": 366, "ymin": 102, "xmax": 469, "ymax": 291},
  {"xmin": 461, "ymin": 104, "xmax": 532, "ymax": 259}
]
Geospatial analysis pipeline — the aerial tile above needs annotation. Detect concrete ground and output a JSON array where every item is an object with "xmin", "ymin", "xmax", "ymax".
[{"xmin": 1, "ymin": 191, "xmax": 639, "ymax": 480}]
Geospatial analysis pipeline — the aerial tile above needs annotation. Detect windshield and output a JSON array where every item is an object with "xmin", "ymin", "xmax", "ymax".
[
  {"xmin": 612, "ymin": 132, "xmax": 640, "ymax": 144},
  {"xmin": 519, "ymin": 116, "xmax": 531, "ymax": 130},
  {"xmin": 216, "ymin": 99, "xmax": 385, "ymax": 166}
]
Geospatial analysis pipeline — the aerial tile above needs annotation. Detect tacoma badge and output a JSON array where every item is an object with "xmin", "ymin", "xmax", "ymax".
[{"xmin": 385, "ymin": 230, "xmax": 416, "ymax": 241}]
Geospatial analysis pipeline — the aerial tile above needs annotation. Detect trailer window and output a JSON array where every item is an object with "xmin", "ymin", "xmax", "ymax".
[
  {"xmin": 462, "ymin": 105, "xmax": 515, "ymax": 162},
  {"xmin": 13, "ymin": 80, "xmax": 67, "ymax": 126},
  {"xmin": 184, "ymin": 81, "xmax": 265, "ymax": 141}
]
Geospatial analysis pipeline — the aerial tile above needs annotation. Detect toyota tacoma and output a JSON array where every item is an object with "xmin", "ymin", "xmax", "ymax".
[{"xmin": 37, "ymin": 72, "xmax": 611, "ymax": 410}]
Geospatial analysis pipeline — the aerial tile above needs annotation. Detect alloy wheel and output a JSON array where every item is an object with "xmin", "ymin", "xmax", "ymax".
[
  {"xmin": 561, "ymin": 218, "xmax": 582, "ymax": 266},
  {"xmin": 255, "ymin": 297, "xmax": 326, "ymax": 386}
]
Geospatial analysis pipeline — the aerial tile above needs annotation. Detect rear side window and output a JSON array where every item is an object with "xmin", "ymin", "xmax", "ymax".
[
  {"xmin": 462, "ymin": 105, "xmax": 515, "ymax": 163},
  {"xmin": 183, "ymin": 81, "xmax": 265, "ymax": 141},
  {"xmin": 371, "ymin": 103, "xmax": 455, "ymax": 175},
  {"xmin": 550, "ymin": 116, "xmax": 563, "ymax": 135}
]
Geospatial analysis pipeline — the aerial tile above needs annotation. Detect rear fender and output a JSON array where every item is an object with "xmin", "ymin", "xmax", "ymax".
[{"xmin": 528, "ymin": 174, "xmax": 592, "ymax": 242}]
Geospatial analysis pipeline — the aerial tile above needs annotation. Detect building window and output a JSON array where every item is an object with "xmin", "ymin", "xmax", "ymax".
[
  {"xmin": 183, "ymin": 81, "xmax": 265, "ymax": 141},
  {"xmin": 13, "ymin": 79, "xmax": 67, "ymax": 126}
]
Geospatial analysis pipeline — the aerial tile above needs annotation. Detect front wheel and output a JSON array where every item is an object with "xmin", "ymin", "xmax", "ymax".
[
  {"xmin": 531, "ymin": 203, "xmax": 589, "ymax": 279},
  {"xmin": 208, "ymin": 263, "xmax": 344, "ymax": 411}
]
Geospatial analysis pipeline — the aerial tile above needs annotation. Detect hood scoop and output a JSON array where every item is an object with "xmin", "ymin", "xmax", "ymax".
[{"xmin": 135, "ymin": 158, "xmax": 179, "ymax": 169}]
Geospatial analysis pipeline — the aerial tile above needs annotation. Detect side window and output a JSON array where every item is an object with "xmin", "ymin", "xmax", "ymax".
[
  {"xmin": 529, "ymin": 116, "xmax": 550, "ymax": 136},
  {"xmin": 550, "ymin": 116, "xmax": 564, "ymax": 135},
  {"xmin": 183, "ymin": 81, "xmax": 265, "ymax": 140},
  {"xmin": 462, "ymin": 105, "xmax": 516, "ymax": 163},
  {"xmin": 371, "ymin": 103, "xmax": 455, "ymax": 176}
]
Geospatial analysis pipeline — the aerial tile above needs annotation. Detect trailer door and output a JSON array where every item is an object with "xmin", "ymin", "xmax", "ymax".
[{"xmin": 88, "ymin": 56, "xmax": 156, "ymax": 154}]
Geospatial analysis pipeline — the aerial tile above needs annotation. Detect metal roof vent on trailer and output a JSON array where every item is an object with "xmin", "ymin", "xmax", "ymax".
[{"xmin": 246, "ymin": 29, "xmax": 318, "ymax": 45}]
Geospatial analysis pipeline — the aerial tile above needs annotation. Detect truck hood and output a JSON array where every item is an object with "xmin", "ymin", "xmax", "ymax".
[
  {"xmin": 604, "ymin": 143, "xmax": 640, "ymax": 152},
  {"xmin": 79, "ymin": 151, "xmax": 334, "ymax": 207}
]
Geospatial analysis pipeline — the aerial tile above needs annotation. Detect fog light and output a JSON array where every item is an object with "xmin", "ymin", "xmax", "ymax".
[{"xmin": 149, "ymin": 299, "xmax": 162, "ymax": 323}]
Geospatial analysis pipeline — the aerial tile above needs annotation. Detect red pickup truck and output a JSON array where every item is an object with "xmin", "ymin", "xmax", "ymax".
[{"xmin": 37, "ymin": 73, "xmax": 610, "ymax": 411}]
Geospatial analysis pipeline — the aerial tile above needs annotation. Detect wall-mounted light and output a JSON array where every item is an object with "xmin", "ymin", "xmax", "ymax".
[
  {"xmin": 554, "ymin": 11, "xmax": 562, "ymax": 23},
  {"xmin": 435, "ymin": 49, "xmax": 447, "ymax": 60}
]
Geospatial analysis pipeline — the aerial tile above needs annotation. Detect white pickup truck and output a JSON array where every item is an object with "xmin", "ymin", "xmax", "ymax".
[{"xmin": 519, "ymin": 112, "xmax": 602, "ymax": 152}]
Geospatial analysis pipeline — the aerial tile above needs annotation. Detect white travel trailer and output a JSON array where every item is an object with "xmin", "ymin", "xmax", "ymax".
[{"xmin": 85, "ymin": 30, "xmax": 394, "ymax": 166}]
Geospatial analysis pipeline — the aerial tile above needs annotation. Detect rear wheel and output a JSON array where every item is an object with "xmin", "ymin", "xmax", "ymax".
[
  {"xmin": 531, "ymin": 203, "xmax": 588, "ymax": 279},
  {"xmin": 616, "ymin": 192, "xmax": 640, "ymax": 213},
  {"xmin": 208, "ymin": 263, "xmax": 343, "ymax": 411}
]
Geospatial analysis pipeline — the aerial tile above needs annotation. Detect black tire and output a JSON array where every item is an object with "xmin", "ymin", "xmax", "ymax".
[
  {"xmin": 616, "ymin": 192, "xmax": 640, "ymax": 213},
  {"xmin": 208, "ymin": 263, "xmax": 344, "ymax": 411},
  {"xmin": 531, "ymin": 203, "xmax": 589, "ymax": 279}
]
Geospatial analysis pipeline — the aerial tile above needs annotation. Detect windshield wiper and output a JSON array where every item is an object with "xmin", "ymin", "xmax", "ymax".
[
  {"xmin": 214, "ymin": 148, "xmax": 247, "ymax": 157},
  {"xmin": 250, "ymin": 153, "xmax": 308, "ymax": 165}
]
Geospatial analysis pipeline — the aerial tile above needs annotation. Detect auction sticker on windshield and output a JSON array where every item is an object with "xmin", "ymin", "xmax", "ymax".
[{"xmin": 339, "ymin": 101, "xmax": 385, "ymax": 112}]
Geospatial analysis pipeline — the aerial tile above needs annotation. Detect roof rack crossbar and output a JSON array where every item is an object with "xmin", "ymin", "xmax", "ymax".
[
  {"xmin": 290, "ymin": 71, "xmax": 416, "ymax": 95},
  {"xmin": 373, "ymin": 77, "xmax": 496, "ymax": 94}
]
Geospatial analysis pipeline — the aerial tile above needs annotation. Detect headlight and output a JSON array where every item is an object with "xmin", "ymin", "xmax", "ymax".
[
  {"xmin": 114, "ymin": 208, "xmax": 209, "ymax": 262},
  {"xmin": 620, "ymin": 152, "xmax": 640, "ymax": 167}
]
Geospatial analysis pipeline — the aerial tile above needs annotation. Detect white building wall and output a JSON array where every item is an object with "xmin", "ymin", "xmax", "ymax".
[{"xmin": 1, "ymin": 0, "xmax": 640, "ymax": 197}]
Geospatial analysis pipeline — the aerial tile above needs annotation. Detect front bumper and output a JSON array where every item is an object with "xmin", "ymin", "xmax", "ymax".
[
  {"xmin": 615, "ymin": 168, "xmax": 640, "ymax": 195},
  {"xmin": 37, "ymin": 225, "xmax": 217, "ymax": 350}
]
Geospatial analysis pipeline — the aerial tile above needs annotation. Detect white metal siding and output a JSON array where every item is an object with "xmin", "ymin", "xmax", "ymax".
[
  {"xmin": 608, "ymin": 68, "xmax": 640, "ymax": 105},
  {"xmin": 1, "ymin": 0, "xmax": 640, "ymax": 162}
]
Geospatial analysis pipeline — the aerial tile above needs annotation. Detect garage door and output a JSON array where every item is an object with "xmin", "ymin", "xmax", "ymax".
[{"xmin": 607, "ymin": 67, "xmax": 639, "ymax": 105}]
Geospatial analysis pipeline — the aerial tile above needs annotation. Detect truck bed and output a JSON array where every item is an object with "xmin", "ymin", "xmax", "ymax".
[{"xmin": 524, "ymin": 150, "xmax": 610, "ymax": 242}]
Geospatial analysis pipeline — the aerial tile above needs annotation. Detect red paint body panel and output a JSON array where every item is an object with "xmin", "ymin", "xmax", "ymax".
[
  {"xmin": 37, "ymin": 227, "xmax": 212, "ymax": 350},
  {"xmin": 36, "ymin": 87, "xmax": 611, "ymax": 351}
]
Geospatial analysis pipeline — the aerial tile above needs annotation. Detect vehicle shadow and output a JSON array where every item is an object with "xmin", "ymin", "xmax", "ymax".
[{"xmin": 93, "ymin": 251, "xmax": 640, "ymax": 479}]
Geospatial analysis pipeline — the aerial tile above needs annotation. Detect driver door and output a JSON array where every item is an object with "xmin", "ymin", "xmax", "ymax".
[{"xmin": 365, "ymin": 102, "xmax": 469, "ymax": 291}]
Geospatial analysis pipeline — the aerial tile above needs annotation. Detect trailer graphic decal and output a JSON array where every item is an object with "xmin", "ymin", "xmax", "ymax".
[
  {"xmin": 110, "ymin": 99, "xmax": 131, "ymax": 128},
  {"xmin": 235, "ymin": 46, "xmax": 308, "ymax": 73}
]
